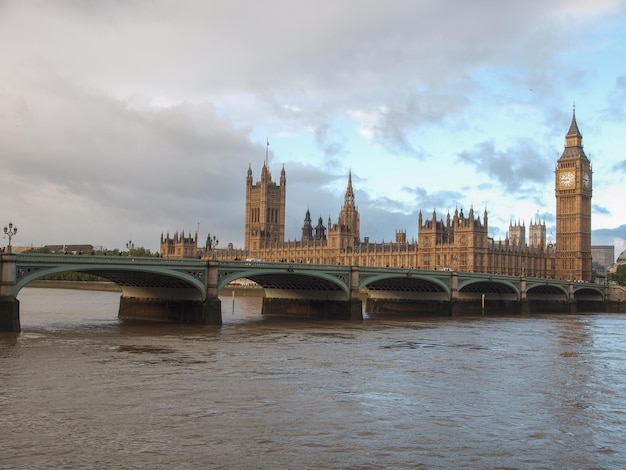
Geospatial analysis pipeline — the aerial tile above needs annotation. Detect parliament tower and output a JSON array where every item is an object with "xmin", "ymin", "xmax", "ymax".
[
  {"xmin": 555, "ymin": 109, "xmax": 592, "ymax": 281},
  {"xmin": 327, "ymin": 170, "xmax": 360, "ymax": 250},
  {"xmin": 244, "ymin": 162, "xmax": 286, "ymax": 251}
]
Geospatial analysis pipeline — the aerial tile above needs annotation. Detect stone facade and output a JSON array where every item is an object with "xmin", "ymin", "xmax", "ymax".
[
  {"xmin": 159, "ymin": 231, "xmax": 198, "ymax": 259},
  {"xmin": 237, "ymin": 166, "xmax": 555, "ymax": 277},
  {"xmin": 245, "ymin": 163, "xmax": 286, "ymax": 252},
  {"xmin": 160, "ymin": 111, "xmax": 593, "ymax": 281},
  {"xmin": 555, "ymin": 109, "xmax": 593, "ymax": 281}
]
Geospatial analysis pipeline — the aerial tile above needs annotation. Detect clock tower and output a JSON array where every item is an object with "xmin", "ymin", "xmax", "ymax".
[{"xmin": 555, "ymin": 109, "xmax": 592, "ymax": 281}]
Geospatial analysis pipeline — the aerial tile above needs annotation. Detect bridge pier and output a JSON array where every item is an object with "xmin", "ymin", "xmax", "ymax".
[
  {"xmin": 0, "ymin": 296, "xmax": 20, "ymax": 332},
  {"xmin": 567, "ymin": 281, "xmax": 578, "ymax": 314},
  {"xmin": 520, "ymin": 300, "xmax": 530, "ymax": 315},
  {"xmin": 118, "ymin": 296, "xmax": 222, "ymax": 325},
  {"xmin": 368, "ymin": 298, "xmax": 453, "ymax": 317},
  {"xmin": 0, "ymin": 254, "xmax": 20, "ymax": 332}
]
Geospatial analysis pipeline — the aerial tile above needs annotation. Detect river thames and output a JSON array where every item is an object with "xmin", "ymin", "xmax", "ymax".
[{"xmin": 2, "ymin": 287, "xmax": 626, "ymax": 469}]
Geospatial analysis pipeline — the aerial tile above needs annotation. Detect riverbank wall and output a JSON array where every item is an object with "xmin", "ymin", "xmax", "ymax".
[{"xmin": 26, "ymin": 280, "xmax": 122, "ymax": 292}]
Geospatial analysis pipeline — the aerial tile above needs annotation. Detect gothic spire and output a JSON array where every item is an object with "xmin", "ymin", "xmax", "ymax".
[
  {"xmin": 344, "ymin": 169, "xmax": 355, "ymax": 207},
  {"xmin": 560, "ymin": 105, "xmax": 587, "ymax": 161},
  {"xmin": 567, "ymin": 105, "xmax": 582, "ymax": 141}
]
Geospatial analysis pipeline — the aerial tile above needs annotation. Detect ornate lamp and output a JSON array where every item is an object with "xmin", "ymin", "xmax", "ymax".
[
  {"xmin": 3, "ymin": 221, "xmax": 17, "ymax": 253},
  {"xmin": 206, "ymin": 233, "xmax": 219, "ymax": 259}
]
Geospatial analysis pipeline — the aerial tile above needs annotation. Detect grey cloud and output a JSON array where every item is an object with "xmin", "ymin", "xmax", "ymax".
[
  {"xmin": 457, "ymin": 140, "xmax": 551, "ymax": 193},
  {"xmin": 611, "ymin": 160, "xmax": 626, "ymax": 173},
  {"xmin": 2, "ymin": 1, "xmax": 606, "ymax": 107},
  {"xmin": 371, "ymin": 91, "xmax": 470, "ymax": 157},
  {"xmin": 592, "ymin": 225, "xmax": 626, "ymax": 257},
  {"xmin": 593, "ymin": 204, "xmax": 612, "ymax": 216},
  {"xmin": 314, "ymin": 123, "xmax": 347, "ymax": 160},
  {"xmin": 0, "ymin": 66, "xmax": 262, "ymax": 249},
  {"xmin": 1, "ymin": 0, "xmax": 623, "ymax": 251}
]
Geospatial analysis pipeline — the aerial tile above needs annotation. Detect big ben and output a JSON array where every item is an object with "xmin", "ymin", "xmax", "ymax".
[{"xmin": 555, "ymin": 108, "xmax": 592, "ymax": 281}]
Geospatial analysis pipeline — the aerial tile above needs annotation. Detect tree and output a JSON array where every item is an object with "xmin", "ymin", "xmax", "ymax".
[
  {"xmin": 23, "ymin": 246, "xmax": 51, "ymax": 254},
  {"xmin": 126, "ymin": 245, "xmax": 152, "ymax": 257},
  {"xmin": 609, "ymin": 264, "xmax": 626, "ymax": 286}
]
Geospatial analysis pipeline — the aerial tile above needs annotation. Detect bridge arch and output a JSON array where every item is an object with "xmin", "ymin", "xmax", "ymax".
[
  {"xmin": 573, "ymin": 285, "xmax": 605, "ymax": 301},
  {"xmin": 15, "ymin": 263, "xmax": 207, "ymax": 300},
  {"xmin": 218, "ymin": 268, "xmax": 350, "ymax": 299},
  {"xmin": 457, "ymin": 278, "xmax": 520, "ymax": 300},
  {"xmin": 359, "ymin": 272, "xmax": 451, "ymax": 300},
  {"xmin": 526, "ymin": 283, "xmax": 569, "ymax": 300}
]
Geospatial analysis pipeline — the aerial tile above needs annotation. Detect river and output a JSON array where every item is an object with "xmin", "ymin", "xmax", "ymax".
[{"xmin": 2, "ymin": 287, "xmax": 626, "ymax": 469}]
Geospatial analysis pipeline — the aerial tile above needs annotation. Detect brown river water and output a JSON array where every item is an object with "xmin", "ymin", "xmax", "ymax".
[{"xmin": 2, "ymin": 287, "xmax": 626, "ymax": 469}]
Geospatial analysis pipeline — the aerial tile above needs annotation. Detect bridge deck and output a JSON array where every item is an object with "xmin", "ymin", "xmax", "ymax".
[{"xmin": 5, "ymin": 254, "xmax": 605, "ymax": 303}]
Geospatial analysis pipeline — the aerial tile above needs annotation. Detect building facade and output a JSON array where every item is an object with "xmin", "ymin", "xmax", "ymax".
[
  {"xmin": 591, "ymin": 245, "xmax": 615, "ymax": 274},
  {"xmin": 244, "ymin": 163, "xmax": 286, "ymax": 252},
  {"xmin": 161, "ymin": 111, "xmax": 593, "ymax": 280},
  {"xmin": 555, "ymin": 110, "xmax": 593, "ymax": 281},
  {"xmin": 159, "ymin": 231, "xmax": 198, "ymax": 259}
]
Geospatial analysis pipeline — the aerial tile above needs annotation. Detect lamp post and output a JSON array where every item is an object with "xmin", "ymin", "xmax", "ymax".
[
  {"xmin": 206, "ymin": 233, "xmax": 219, "ymax": 259},
  {"xmin": 3, "ymin": 221, "xmax": 17, "ymax": 254},
  {"xmin": 126, "ymin": 240, "xmax": 134, "ymax": 256}
]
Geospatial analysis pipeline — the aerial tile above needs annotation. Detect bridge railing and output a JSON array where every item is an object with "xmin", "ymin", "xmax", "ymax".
[
  {"xmin": 218, "ymin": 260, "xmax": 352, "ymax": 272},
  {"xmin": 15, "ymin": 253, "xmax": 207, "ymax": 267},
  {"xmin": 12, "ymin": 255, "xmax": 602, "ymax": 289}
]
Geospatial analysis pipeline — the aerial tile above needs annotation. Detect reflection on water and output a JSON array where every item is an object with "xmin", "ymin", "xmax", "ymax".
[{"xmin": 1, "ymin": 287, "xmax": 626, "ymax": 468}]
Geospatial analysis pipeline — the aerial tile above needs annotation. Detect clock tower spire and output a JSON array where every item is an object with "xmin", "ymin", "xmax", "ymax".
[{"xmin": 555, "ymin": 107, "xmax": 592, "ymax": 281}]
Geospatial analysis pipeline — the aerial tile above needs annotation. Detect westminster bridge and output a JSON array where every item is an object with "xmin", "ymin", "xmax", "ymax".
[{"xmin": 0, "ymin": 253, "xmax": 614, "ymax": 332}]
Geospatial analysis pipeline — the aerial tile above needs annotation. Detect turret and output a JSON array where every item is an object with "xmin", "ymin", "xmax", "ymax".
[{"xmin": 301, "ymin": 209, "xmax": 313, "ymax": 242}]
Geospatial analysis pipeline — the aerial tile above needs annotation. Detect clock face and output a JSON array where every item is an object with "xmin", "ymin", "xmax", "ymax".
[
  {"xmin": 559, "ymin": 171, "xmax": 575, "ymax": 188},
  {"xmin": 583, "ymin": 172, "xmax": 591, "ymax": 188}
]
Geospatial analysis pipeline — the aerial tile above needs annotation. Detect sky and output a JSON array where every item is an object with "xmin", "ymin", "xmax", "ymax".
[{"xmin": 1, "ymin": 0, "xmax": 625, "ymax": 260}]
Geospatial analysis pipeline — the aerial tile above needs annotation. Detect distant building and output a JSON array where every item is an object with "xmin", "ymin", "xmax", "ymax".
[
  {"xmin": 159, "ymin": 231, "xmax": 198, "ymax": 258},
  {"xmin": 160, "ymin": 110, "xmax": 594, "ymax": 281},
  {"xmin": 46, "ymin": 244, "xmax": 95, "ymax": 254},
  {"xmin": 591, "ymin": 245, "xmax": 615, "ymax": 274}
]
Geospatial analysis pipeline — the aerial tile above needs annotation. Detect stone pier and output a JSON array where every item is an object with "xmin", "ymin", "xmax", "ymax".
[{"xmin": 0, "ymin": 254, "xmax": 20, "ymax": 332}]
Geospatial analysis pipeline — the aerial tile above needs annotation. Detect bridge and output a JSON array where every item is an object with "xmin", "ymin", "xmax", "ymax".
[{"xmin": 0, "ymin": 253, "xmax": 609, "ymax": 332}]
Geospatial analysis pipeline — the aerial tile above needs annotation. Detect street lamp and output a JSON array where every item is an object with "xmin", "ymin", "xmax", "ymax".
[
  {"xmin": 206, "ymin": 233, "xmax": 219, "ymax": 259},
  {"xmin": 3, "ymin": 221, "xmax": 17, "ymax": 254}
]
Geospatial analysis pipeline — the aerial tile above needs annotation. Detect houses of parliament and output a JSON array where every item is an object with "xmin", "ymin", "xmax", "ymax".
[{"xmin": 161, "ymin": 110, "xmax": 593, "ymax": 281}]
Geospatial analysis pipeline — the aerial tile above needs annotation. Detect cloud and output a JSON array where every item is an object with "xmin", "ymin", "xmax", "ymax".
[
  {"xmin": 457, "ymin": 140, "xmax": 552, "ymax": 193},
  {"xmin": 367, "ymin": 91, "xmax": 470, "ymax": 157},
  {"xmin": 593, "ymin": 204, "xmax": 612, "ymax": 216},
  {"xmin": 603, "ymin": 74, "xmax": 626, "ymax": 121},
  {"xmin": 593, "ymin": 225, "xmax": 626, "ymax": 260},
  {"xmin": 611, "ymin": 160, "xmax": 626, "ymax": 173},
  {"xmin": 314, "ymin": 122, "xmax": 347, "ymax": 160},
  {"xmin": 1, "ymin": 0, "xmax": 625, "ymax": 253},
  {"xmin": 0, "ymin": 63, "xmax": 263, "ymax": 249}
]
